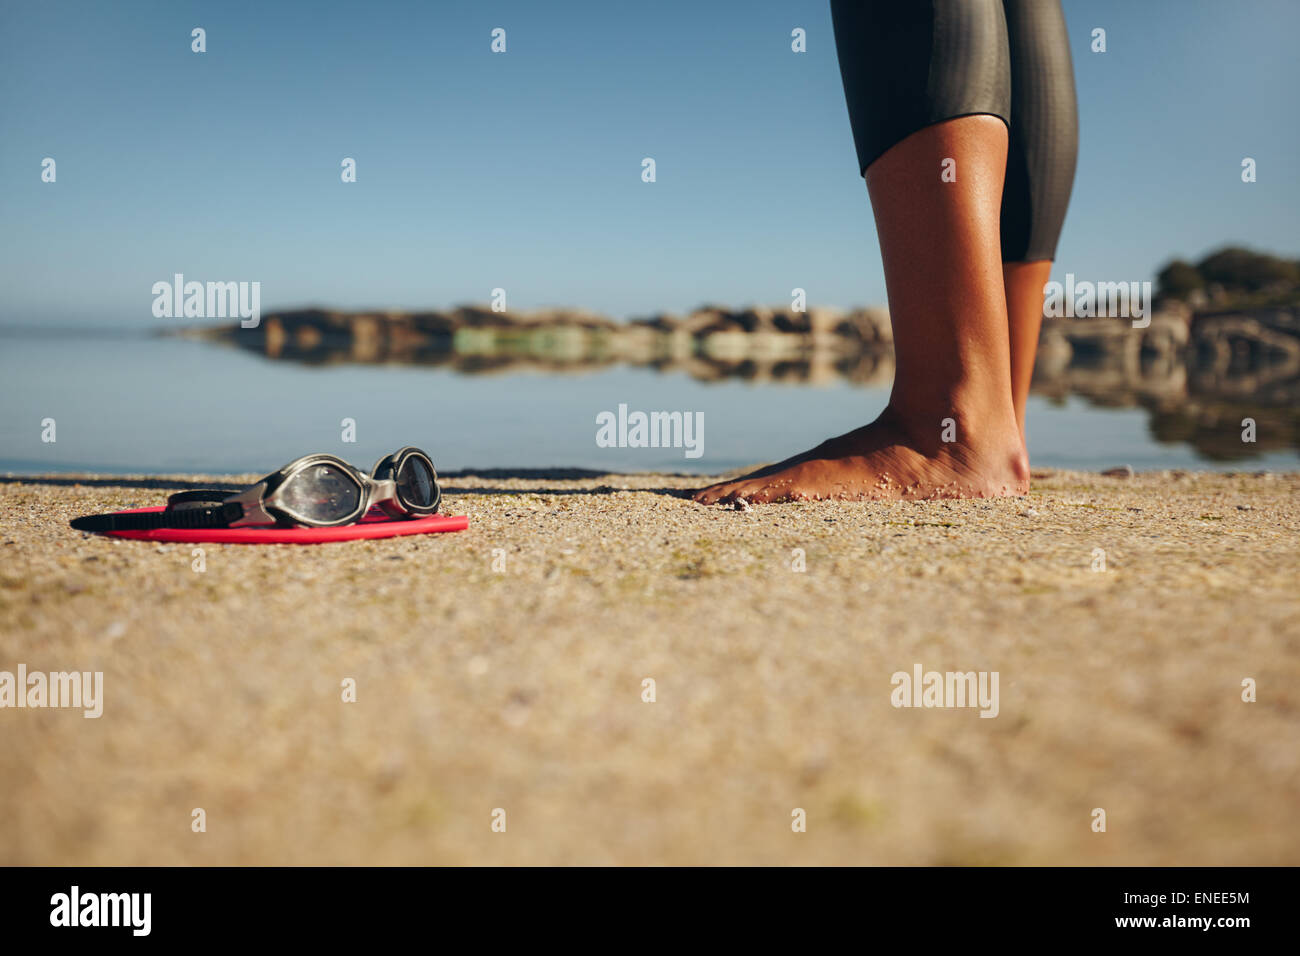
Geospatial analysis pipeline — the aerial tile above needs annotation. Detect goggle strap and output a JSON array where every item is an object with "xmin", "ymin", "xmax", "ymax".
[
  {"xmin": 71, "ymin": 501, "xmax": 245, "ymax": 532},
  {"xmin": 167, "ymin": 489, "xmax": 237, "ymax": 508}
]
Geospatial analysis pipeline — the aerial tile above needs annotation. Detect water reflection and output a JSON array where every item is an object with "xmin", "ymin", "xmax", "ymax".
[{"xmin": 182, "ymin": 305, "xmax": 1300, "ymax": 462}]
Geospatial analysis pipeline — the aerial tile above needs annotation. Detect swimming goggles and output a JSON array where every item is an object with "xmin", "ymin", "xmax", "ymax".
[{"xmin": 70, "ymin": 446, "xmax": 441, "ymax": 532}]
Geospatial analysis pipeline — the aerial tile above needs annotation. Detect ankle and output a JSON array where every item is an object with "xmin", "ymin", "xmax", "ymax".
[{"xmin": 882, "ymin": 398, "xmax": 1020, "ymax": 456}]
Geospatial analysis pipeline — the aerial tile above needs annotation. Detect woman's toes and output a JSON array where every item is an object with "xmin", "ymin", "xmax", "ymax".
[
  {"xmin": 715, "ymin": 485, "xmax": 752, "ymax": 505},
  {"xmin": 726, "ymin": 481, "xmax": 784, "ymax": 504},
  {"xmin": 694, "ymin": 478, "xmax": 765, "ymax": 505},
  {"xmin": 691, "ymin": 482, "xmax": 732, "ymax": 504}
]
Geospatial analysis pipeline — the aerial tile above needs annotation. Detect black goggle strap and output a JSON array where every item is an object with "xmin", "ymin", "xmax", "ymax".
[
  {"xmin": 167, "ymin": 489, "xmax": 240, "ymax": 509},
  {"xmin": 70, "ymin": 500, "xmax": 246, "ymax": 532}
]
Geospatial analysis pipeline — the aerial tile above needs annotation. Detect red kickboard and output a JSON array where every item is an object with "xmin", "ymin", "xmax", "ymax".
[{"xmin": 99, "ymin": 506, "xmax": 468, "ymax": 544}]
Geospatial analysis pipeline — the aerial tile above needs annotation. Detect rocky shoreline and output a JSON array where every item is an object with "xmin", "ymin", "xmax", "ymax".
[
  {"xmin": 178, "ymin": 303, "xmax": 896, "ymax": 365},
  {"xmin": 180, "ymin": 302, "xmax": 1300, "ymax": 374}
]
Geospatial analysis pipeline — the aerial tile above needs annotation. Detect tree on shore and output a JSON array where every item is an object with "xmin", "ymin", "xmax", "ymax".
[{"xmin": 1157, "ymin": 247, "xmax": 1300, "ymax": 307}]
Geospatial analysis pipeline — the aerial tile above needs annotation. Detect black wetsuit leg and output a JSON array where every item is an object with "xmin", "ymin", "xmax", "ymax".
[
  {"xmin": 1000, "ymin": 0, "xmax": 1078, "ymax": 262},
  {"xmin": 829, "ymin": 0, "xmax": 1078, "ymax": 263},
  {"xmin": 829, "ymin": 0, "xmax": 1011, "ymax": 176}
]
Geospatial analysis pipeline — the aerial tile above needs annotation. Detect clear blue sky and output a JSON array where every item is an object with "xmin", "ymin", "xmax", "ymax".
[{"xmin": 1, "ymin": 0, "xmax": 1296, "ymax": 326}]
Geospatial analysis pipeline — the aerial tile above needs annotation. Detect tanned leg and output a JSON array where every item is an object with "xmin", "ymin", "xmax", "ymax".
[
  {"xmin": 1003, "ymin": 259, "xmax": 1052, "ymax": 445},
  {"xmin": 694, "ymin": 115, "xmax": 1028, "ymax": 504}
]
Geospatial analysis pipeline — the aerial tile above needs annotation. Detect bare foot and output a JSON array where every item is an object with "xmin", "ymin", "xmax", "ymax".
[{"xmin": 692, "ymin": 407, "xmax": 1029, "ymax": 504}]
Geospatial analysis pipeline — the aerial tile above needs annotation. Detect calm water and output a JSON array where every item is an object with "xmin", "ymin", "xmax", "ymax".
[{"xmin": 2, "ymin": 327, "xmax": 1296, "ymax": 475}]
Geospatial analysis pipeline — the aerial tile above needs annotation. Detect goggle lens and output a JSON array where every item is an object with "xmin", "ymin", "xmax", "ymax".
[
  {"xmin": 396, "ymin": 455, "xmax": 437, "ymax": 508},
  {"xmin": 281, "ymin": 463, "xmax": 361, "ymax": 522}
]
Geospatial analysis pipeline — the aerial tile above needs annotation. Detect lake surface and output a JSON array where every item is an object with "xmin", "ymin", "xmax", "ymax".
[{"xmin": 2, "ymin": 326, "xmax": 1296, "ymax": 476}]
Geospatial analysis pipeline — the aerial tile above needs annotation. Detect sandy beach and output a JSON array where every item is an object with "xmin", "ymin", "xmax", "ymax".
[{"xmin": 1, "ymin": 468, "xmax": 1298, "ymax": 865}]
